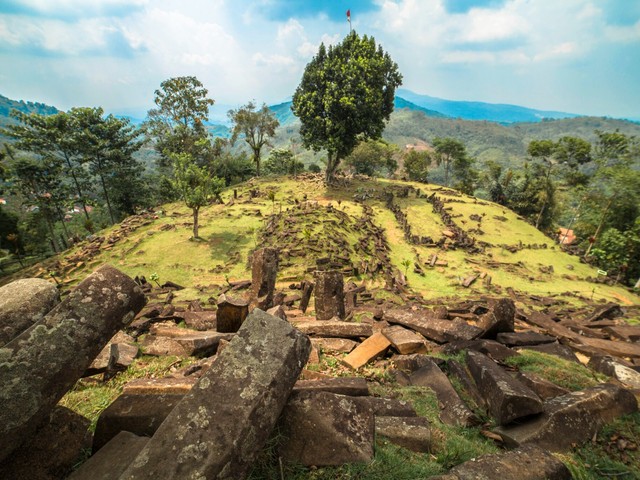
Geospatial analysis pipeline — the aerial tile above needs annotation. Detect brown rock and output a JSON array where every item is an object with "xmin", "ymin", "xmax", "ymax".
[
  {"xmin": 385, "ymin": 309, "xmax": 482, "ymax": 343},
  {"xmin": 515, "ymin": 371, "xmax": 570, "ymax": 400},
  {"xmin": 496, "ymin": 331, "xmax": 556, "ymax": 347},
  {"xmin": 480, "ymin": 298, "xmax": 515, "ymax": 339},
  {"xmin": 294, "ymin": 320, "xmax": 373, "ymax": 338},
  {"xmin": 466, "ymin": 351, "xmax": 543, "ymax": 425},
  {"xmin": 314, "ymin": 270, "xmax": 345, "ymax": 320},
  {"xmin": 278, "ymin": 391, "xmax": 374, "ymax": 466},
  {"xmin": 382, "ymin": 325, "xmax": 426, "ymax": 354},
  {"xmin": 445, "ymin": 339, "xmax": 518, "ymax": 363},
  {"xmin": 122, "ymin": 377, "xmax": 197, "ymax": 395},
  {"xmin": 141, "ymin": 329, "xmax": 234, "ymax": 357},
  {"xmin": 293, "ymin": 377, "xmax": 370, "ymax": 396},
  {"xmin": 216, "ymin": 293, "xmax": 249, "ymax": 333},
  {"xmin": 119, "ymin": 309, "xmax": 311, "ymax": 480},
  {"xmin": 494, "ymin": 383, "xmax": 638, "ymax": 451},
  {"xmin": 266, "ymin": 304, "xmax": 287, "ymax": 320},
  {"xmin": 392, "ymin": 353, "xmax": 445, "ymax": 373},
  {"xmin": 588, "ymin": 355, "xmax": 640, "ymax": 389},
  {"xmin": 342, "ymin": 332, "xmax": 391, "ymax": 369},
  {"xmin": 0, "ymin": 265, "xmax": 145, "ymax": 463},
  {"xmin": 375, "ymin": 416, "xmax": 431, "ymax": 452},
  {"xmin": 251, "ymin": 247, "xmax": 279, "ymax": 309},
  {"xmin": 518, "ymin": 342, "xmax": 580, "ymax": 363},
  {"xmin": 310, "ymin": 337, "xmax": 358, "ymax": 353},
  {"xmin": 183, "ymin": 310, "xmax": 217, "ymax": 330},
  {"xmin": 85, "ymin": 331, "xmax": 137, "ymax": 376},
  {"xmin": 355, "ymin": 396, "xmax": 417, "ymax": 417},
  {"xmin": 603, "ymin": 325, "xmax": 640, "ymax": 342},
  {"xmin": 0, "ymin": 278, "xmax": 59, "ymax": 347},
  {"xmin": 299, "ymin": 280, "xmax": 314, "ymax": 313}
]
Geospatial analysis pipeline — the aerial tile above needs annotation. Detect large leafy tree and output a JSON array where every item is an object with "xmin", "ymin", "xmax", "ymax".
[
  {"xmin": 344, "ymin": 139, "xmax": 398, "ymax": 177},
  {"xmin": 228, "ymin": 101, "xmax": 279, "ymax": 176},
  {"xmin": 432, "ymin": 137, "xmax": 467, "ymax": 187},
  {"xmin": 292, "ymin": 31, "xmax": 402, "ymax": 183},
  {"xmin": 403, "ymin": 150, "xmax": 430, "ymax": 183}
]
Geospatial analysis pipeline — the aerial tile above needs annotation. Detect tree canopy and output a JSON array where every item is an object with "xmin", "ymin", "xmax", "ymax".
[{"xmin": 292, "ymin": 31, "xmax": 402, "ymax": 183}]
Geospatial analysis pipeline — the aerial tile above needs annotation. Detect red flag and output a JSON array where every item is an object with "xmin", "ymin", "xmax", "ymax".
[{"xmin": 346, "ymin": 9, "xmax": 351, "ymax": 21}]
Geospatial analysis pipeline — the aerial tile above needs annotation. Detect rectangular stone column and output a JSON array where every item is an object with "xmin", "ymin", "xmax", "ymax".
[
  {"xmin": 314, "ymin": 270, "xmax": 345, "ymax": 320},
  {"xmin": 251, "ymin": 248, "xmax": 279, "ymax": 309}
]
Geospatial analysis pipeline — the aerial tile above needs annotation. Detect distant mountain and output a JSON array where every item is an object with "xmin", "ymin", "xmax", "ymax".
[
  {"xmin": 397, "ymin": 88, "xmax": 580, "ymax": 124},
  {"xmin": 0, "ymin": 94, "xmax": 59, "ymax": 124}
]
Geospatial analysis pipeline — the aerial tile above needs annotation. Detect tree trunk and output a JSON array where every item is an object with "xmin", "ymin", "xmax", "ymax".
[
  {"xmin": 99, "ymin": 173, "xmax": 116, "ymax": 225},
  {"xmin": 253, "ymin": 148, "xmax": 261, "ymax": 177},
  {"xmin": 63, "ymin": 154, "xmax": 91, "ymax": 225},
  {"xmin": 324, "ymin": 153, "xmax": 339, "ymax": 184},
  {"xmin": 45, "ymin": 216, "xmax": 59, "ymax": 253},
  {"xmin": 193, "ymin": 207, "xmax": 199, "ymax": 239}
]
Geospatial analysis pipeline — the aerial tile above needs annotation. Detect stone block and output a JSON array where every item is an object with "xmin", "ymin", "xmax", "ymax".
[
  {"xmin": 314, "ymin": 270, "xmax": 345, "ymax": 320},
  {"xmin": 295, "ymin": 320, "xmax": 373, "ymax": 338},
  {"xmin": 216, "ymin": 293, "xmax": 249, "ymax": 333},
  {"xmin": 375, "ymin": 416, "xmax": 431, "ymax": 452},
  {"xmin": 386, "ymin": 309, "xmax": 482, "ymax": 343},
  {"xmin": 342, "ymin": 332, "xmax": 391, "ymax": 370},
  {"xmin": 382, "ymin": 325, "xmax": 426, "ymax": 354},
  {"xmin": 293, "ymin": 377, "xmax": 369, "ymax": 396}
]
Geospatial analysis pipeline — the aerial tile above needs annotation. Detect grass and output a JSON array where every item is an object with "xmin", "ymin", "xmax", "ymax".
[{"xmin": 504, "ymin": 350, "xmax": 607, "ymax": 391}]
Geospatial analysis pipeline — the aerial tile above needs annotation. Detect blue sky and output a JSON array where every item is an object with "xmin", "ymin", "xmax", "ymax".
[{"xmin": 0, "ymin": 0, "xmax": 639, "ymax": 119}]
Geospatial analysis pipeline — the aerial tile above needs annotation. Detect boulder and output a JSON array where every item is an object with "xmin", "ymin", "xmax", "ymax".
[
  {"xmin": 342, "ymin": 332, "xmax": 391, "ymax": 370},
  {"xmin": 278, "ymin": 391, "xmax": 374, "ymax": 466},
  {"xmin": 479, "ymin": 298, "xmax": 515, "ymax": 339},
  {"xmin": 494, "ymin": 383, "xmax": 638, "ymax": 451},
  {"xmin": 375, "ymin": 416, "xmax": 431, "ymax": 453},
  {"xmin": 515, "ymin": 371, "xmax": 570, "ymax": 400},
  {"xmin": 251, "ymin": 247, "xmax": 279, "ymax": 309},
  {"xmin": 183, "ymin": 310, "xmax": 217, "ymax": 330},
  {"xmin": 314, "ymin": 270, "xmax": 345, "ymax": 320},
  {"xmin": 445, "ymin": 339, "xmax": 518, "ymax": 363},
  {"xmin": 382, "ymin": 325, "xmax": 427, "ymax": 354},
  {"xmin": 0, "ymin": 278, "xmax": 59, "ymax": 347},
  {"xmin": 119, "ymin": 309, "xmax": 311, "ymax": 480},
  {"xmin": 0, "ymin": 265, "xmax": 145, "ymax": 463},
  {"xmin": 466, "ymin": 351, "xmax": 543, "ymax": 425},
  {"xmin": 385, "ymin": 309, "xmax": 482, "ymax": 343},
  {"xmin": 216, "ymin": 293, "xmax": 249, "ymax": 333}
]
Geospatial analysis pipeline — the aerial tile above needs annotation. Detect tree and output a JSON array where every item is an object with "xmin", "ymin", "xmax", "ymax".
[
  {"xmin": 403, "ymin": 150, "xmax": 430, "ymax": 183},
  {"xmin": 145, "ymin": 76, "xmax": 214, "ymax": 166},
  {"xmin": 527, "ymin": 139, "xmax": 558, "ymax": 229},
  {"xmin": 432, "ymin": 137, "xmax": 466, "ymax": 187},
  {"xmin": 292, "ymin": 31, "xmax": 402, "ymax": 183},
  {"xmin": 171, "ymin": 153, "xmax": 224, "ymax": 239},
  {"xmin": 344, "ymin": 139, "xmax": 398, "ymax": 177},
  {"xmin": 452, "ymin": 153, "xmax": 477, "ymax": 195},
  {"xmin": 228, "ymin": 101, "xmax": 279, "ymax": 176},
  {"xmin": 263, "ymin": 148, "xmax": 304, "ymax": 176}
]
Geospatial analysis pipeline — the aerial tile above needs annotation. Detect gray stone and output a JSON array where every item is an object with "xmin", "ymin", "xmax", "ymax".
[
  {"xmin": 409, "ymin": 359, "xmax": 479, "ymax": 427},
  {"xmin": 448, "ymin": 359, "xmax": 487, "ymax": 410},
  {"xmin": 496, "ymin": 331, "xmax": 556, "ymax": 347},
  {"xmin": 0, "ymin": 278, "xmax": 59, "ymax": 347},
  {"xmin": 355, "ymin": 396, "xmax": 417, "ymax": 417},
  {"xmin": 251, "ymin": 247, "xmax": 279, "ymax": 309},
  {"xmin": 494, "ymin": 383, "xmax": 638, "ymax": 451},
  {"xmin": 385, "ymin": 309, "xmax": 482, "ymax": 343},
  {"xmin": 445, "ymin": 339, "xmax": 518, "ymax": 363},
  {"xmin": 588, "ymin": 355, "xmax": 640, "ymax": 389},
  {"xmin": 299, "ymin": 280, "xmax": 314, "ymax": 313},
  {"xmin": 444, "ymin": 444, "xmax": 572, "ymax": 480},
  {"xmin": 382, "ymin": 325, "xmax": 426, "ymax": 354},
  {"xmin": 142, "ymin": 327, "xmax": 234, "ymax": 357},
  {"xmin": 375, "ymin": 416, "xmax": 431, "ymax": 452},
  {"xmin": 69, "ymin": 431, "xmax": 149, "ymax": 480},
  {"xmin": 216, "ymin": 293, "xmax": 249, "ymax": 333},
  {"xmin": 293, "ymin": 377, "xmax": 369, "ymax": 396},
  {"xmin": 119, "ymin": 309, "xmax": 311, "ymax": 480},
  {"xmin": 479, "ymin": 298, "xmax": 515, "ymax": 339},
  {"xmin": 515, "ymin": 371, "xmax": 570, "ymax": 400},
  {"xmin": 183, "ymin": 310, "xmax": 217, "ymax": 330},
  {"xmin": 466, "ymin": 351, "xmax": 543, "ymax": 425},
  {"xmin": 278, "ymin": 391, "xmax": 374, "ymax": 466},
  {"xmin": 93, "ymin": 393, "xmax": 184, "ymax": 452},
  {"xmin": 314, "ymin": 270, "xmax": 345, "ymax": 320},
  {"xmin": 310, "ymin": 337, "xmax": 357, "ymax": 353},
  {"xmin": 294, "ymin": 320, "xmax": 373, "ymax": 338},
  {"xmin": 518, "ymin": 342, "xmax": 580, "ymax": 363},
  {"xmin": 0, "ymin": 265, "xmax": 145, "ymax": 463},
  {"xmin": 85, "ymin": 331, "xmax": 137, "ymax": 377},
  {"xmin": 266, "ymin": 304, "xmax": 287, "ymax": 320},
  {"xmin": 392, "ymin": 353, "xmax": 446, "ymax": 374}
]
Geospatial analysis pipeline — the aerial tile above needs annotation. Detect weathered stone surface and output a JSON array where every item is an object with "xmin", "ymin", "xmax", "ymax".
[
  {"xmin": 466, "ymin": 351, "xmax": 543, "ymax": 425},
  {"xmin": 409, "ymin": 359, "xmax": 479, "ymax": 427},
  {"xmin": 385, "ymin": 309, "xmax": 482, "ymax": 343},
  {"xmin": 355, "ymin": 396, "xmax": 417, "ymax": 417},
  {"xmin": 251, "ymin": 247, "xmax": 279, "ymax": 309},
  {"xmin": 299, "ymin": 280, "xmax": 314, "ymax": 313},
  {"xmin": 85, "ymin": 331, "xmax": 137, "ymax": 376},
  {"xmin": 0, "ymin": 278, "xmax": 59, "ymax": 347},
  {"xmin": 142, "ymin": 327, "xmax": 234, "ymax": 357},
  {"xmin": 494, "ymin": 383, "xmax": 638, "ymax": 451},
  {"xmin": 382, "ymin": 325, "xmax": 426, "ymax": 354},
  {"xmin": 480, "ymin": 298, "xmax": 515, "ymax": 339},
  {"xmin": 183, "ymin": 310, "xmax": 217, "ymax": 330},
  {"xmin": 122, "ymin": 376, "xmax": 197, "ymax": 394},
  {"xmin": 314, "ymin": 270, "xmax": 345, "ymax": 320},
  {"xmin": 445, "ymin": 339, "xmax": 518, "ymax": 363},
  {"xmin": 266, "ymin": 304, "xmax": 287, "ymax": 320},
  {"xmin": 443, "ymin": 444, "xmax": 572, "ymax": 480},
  {"xmin": 588, "ymin": 355, "xmax": 640, "ymax": 389},
  {"xmin": 496, "ymin": 331, "xmax": 556, "ymax": 347},
  {"xmin": 0, "ymin": 265, "xmax": 145, "ymax": 464},
  {"xmin": 216, "ymin": 293, "xmax": 249, "ymax": 333},
  {"xmin": 293, "ymin": 377, "xmax": 369, "ymax": 396},
  {"xmin": 119, "ymin": 309, "xmax": 311, "ymax": 480},
  {"xmin": 278, "ymin": 391, "xmax": 374, "ymax": 466},
  {"xmin": 392, "ymin": 353, "xmax": 446, "ymax": 373},
  {"xmin": 310, "ymin": 336, "xmax": 357, "ymax": 353},
  {"xmin": 342, "ymin": 332, "xmax": 391, "ymax": 369},
  {"xmin": 518, "ymin": 342, "xmax": 580, "ymax": 363},
  {"xmin": 68, "ymin": 431, "xmax": 149, "ymax": 480},
  {"xmin": 448, "ymin": 359, "xmax": 486, "ymax": 409},
  {"xmin": 515, "ymin": 371, "xmax": 570, "ymax": 400},
  {"xmin": 294, "ymin": 320, "xmax": 373, "ymax": 338},
  {"xmin": 375, "ymin": 416, "xmax": 431, "ymax": 452},
  {"xmin": 0, "ymin": 406, "xmax": 91, "ymax": 480},
  {"xmin": 93, "ymin": 393, "xmax": 184, "ymax": 452},
  {"xmin": 603, "ymin": 325, "xmax": 640, "ymax": 342}
]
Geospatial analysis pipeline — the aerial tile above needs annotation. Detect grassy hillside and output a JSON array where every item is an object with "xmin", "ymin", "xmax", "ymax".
[{"xmin": 5, "ymin": 175, "xmax": 637, "ymax": 307}]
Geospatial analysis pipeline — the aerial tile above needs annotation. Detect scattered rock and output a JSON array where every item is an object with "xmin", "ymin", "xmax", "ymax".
[
  {"xmin": 314, "ymin": 270, "xmax": 345, "ymax": 320},
  {"xmin": 479, "ymin": 298, "xmax": 515, "ymax": 339},
  {"xmin": 342, "ymin": 332, "xmax": 392, "ymax": 369},
  {"xmin": 251, "ymin": 247, "xmax": 279, "ymax": 309},
  {"xmin": 496, "ymin": 331, "xmax": 557, "ymax": 347},
  {"xmin": 382, "ymin": 325, "xmax": 427, "ymax": 354},
  {"xmin": 294, "ymin": 320, "xmax": 373, "ymax": 338},
  {"xmin": 216, "ymin": 293, "xmax": 249, "ymax": 333},
  {"xmin": 293, "ymin": 377, "xmax": 370, "ymax": 396},
  {"xmin": 588, "ymin": 356, "xmax": 640, "ymax": 389},
  {"xmin": 386, "ymin": 309, "xmax": 483, "ymax": 343},
  {"xmin": 376, "ymin": 416, "xmax": 431, "ymax": 452}
]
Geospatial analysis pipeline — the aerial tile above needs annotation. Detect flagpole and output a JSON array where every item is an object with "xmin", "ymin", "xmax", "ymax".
[{"xmin": 347, "ymin": 9, "xmax": 352, "ymax": 32}]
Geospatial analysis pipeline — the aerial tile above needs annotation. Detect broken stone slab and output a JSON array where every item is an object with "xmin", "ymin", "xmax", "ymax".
[
  {"xmin": 266, "ymin": 304, "xmax": 287, "ymax": 320},
  {"xmin": 603, "ymin": 325, "xmax": 640, "ymax": 342},
  {"xmin": 0, "ymin": 265, "xmax": 145, "ymax": 464},
  {"xmin": 0, "ymin": 406, "xmax": 91, "ymax": 480},
  {"xmin": 0, "ymin": 277, "xmax": 60, "ymax": 347},
  {"xmin": 142, "ymin": 330, "xmax": 234, "ymax": 357},
  {"xmin": 515, "ymin": 371, "xmax": 570, "ymax": 400},
  {"xmin": 518, "ymin": 342, "xmax": 580, "ymax": 363},
  {"xmin": 342, "ymin": 332, "xmax": 391, "ymax": 370},
  {"xmin": 68, "ymin": 431, "xmax": 149, "ymax": 480},
  {"xmin": 119, "ymin": 309, "xmax": 311, "ymax": 480},
  {"xmin": 494, "ymin": 383, "xmax": 638, "ymax": 451},
  {"xmin": 216, "ymin": 293, "xmax": 249, "ymax": 333},
  {"xmin": 375, "ymin": 416, "xmax": 431, "ymax": 453},
  {"xmin": 183, "ymin": 310, "xmax": 217, "ymax": 330},
  {"xmin": 440, "ymin": 444, "xmax": 572, "ymax": 480},
  {"xmin": 293, "ymin": 377, "xmax": 369, "ymax": 396},
  {"xmin": 294, "ymin": 320, "xmax": 373, "ymax": 338},
  {"xmin": 314, "ymin": 270, "xmax": 345, "ymax": 320},
  {"xmin": 479, "ymin": 298, "xmax": 515, "ymax": 339},
  {"xmin": 93, "ymin": 393, "xmax": 184, "ymax": 452},
  {"xmin": 278, "ymin": 391, "xmax": 374, "ymax": 466},
  {"xmin": 299, "ymin": 280, "xmax": 314, "ymax": 313},
  {"xmin": 122, "ymin": 376, "xmax": 198, "ymax": 395},
  {"xmin": 496, "ymin": 331, "xmax": 557, "ymax": 347},
  {"xmin": 382, "ymin": 325, "xmax": 427, "ymax": 354},
  {"xmin": 409, "ymin": 359, "xmax": 479, "ymax": 427},
  {"xmin": 355, "ymin": 396, "xmax": 417, "ymax": 417},
  {"xmin": 385, "ymin": 309, "xmax": 483, "ymax": 343},
  {"xmin": 392, "ymin": 353, "xmax": 446, "ymax": 374},
  {"xmin": 85, "ymin": 331, "xmax": 138, "ymax": 377},
  {"xmin": 448, "ymin": 359, "xmax": 487, "ymax": 410},
  {"xmin": 444, "ymin": 339, "xmax": 519, "ymax": 363},
  {"xmin": 588, "ymin": 356, "xmax": 640, "ymax": 389},
  {"xmin": 310, "ymin": 337, "xmax": 358, "ymax": 353},
  {"xmin": 466, "ymin": 351, "xmax": 543, "ymax": 425},
  {"xmin": 251, "ymin": 247, "xmax": 279, "ymax": 309}
]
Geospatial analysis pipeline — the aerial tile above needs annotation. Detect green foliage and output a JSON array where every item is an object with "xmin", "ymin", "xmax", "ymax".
[
  {"xmin": 292, "ymin": 31, "xmax": 402, "ymax": 183},
  {"xmin": 228, "ymin": 101, "xmax": 279, "ymax": 176},
  {"xmin": 308, "ymin": 163, "xmax": 321, "ymax": 173},
  {"xmin": 345, "ymin": 139, "xmax": 398, "ymax": 177},
  {"xmin": 263, "ymin": 147, "xmax": 303, "ymax": 176},
  {"xmin": 592, "ymin": 220, "xmax": 640, "ymax": 285},
  {"xmin": 432, "ymin": 137, "xmax": 466, "ymax": 187},
  {"xmin": 403, "ymin": 149, "xmax": 430, "ymax": 183}
]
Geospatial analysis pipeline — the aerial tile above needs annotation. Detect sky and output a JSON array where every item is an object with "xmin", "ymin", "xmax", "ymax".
[{"xmin": 0, "ymin": 0, "xmax": 639, "ymax": 119}]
